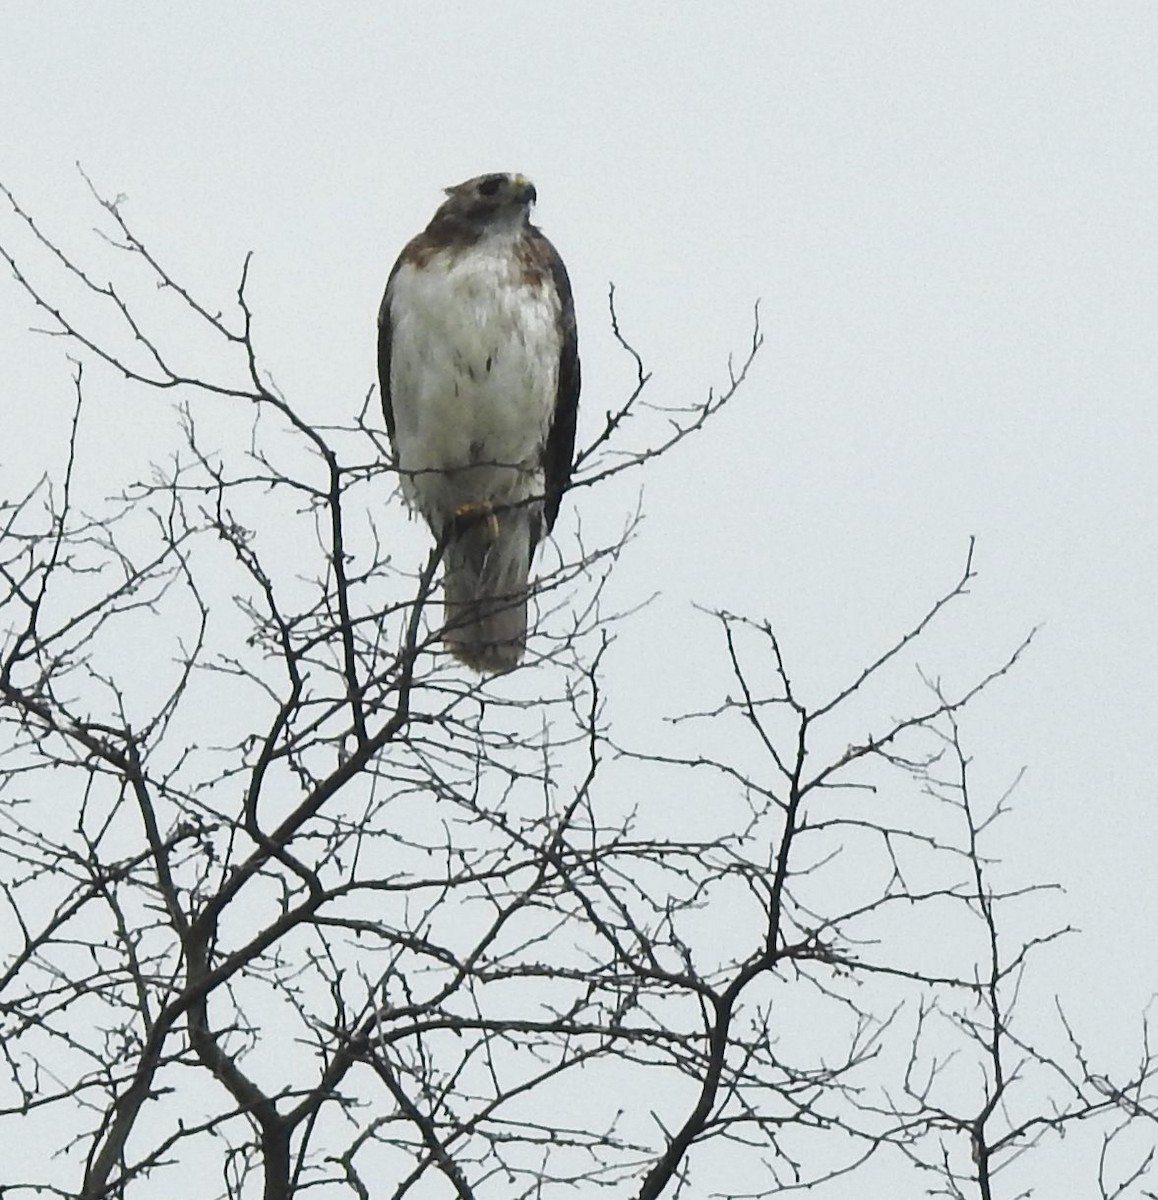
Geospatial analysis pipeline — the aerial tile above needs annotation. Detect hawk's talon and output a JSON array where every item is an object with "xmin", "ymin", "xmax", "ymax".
[{"xmin": 450, "ymin": 501, "xmax": 500, "ymax": 542}]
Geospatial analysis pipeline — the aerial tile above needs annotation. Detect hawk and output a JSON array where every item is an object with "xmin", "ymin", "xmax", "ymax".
[{"xmin": 378, "ymin": 172, "xmax": 580, "ymax": 673}]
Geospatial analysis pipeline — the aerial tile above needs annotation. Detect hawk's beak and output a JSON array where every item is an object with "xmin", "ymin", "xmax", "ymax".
[{"xmin": 513, "ymin": 175, "xmax": 537, "ymax": 206}]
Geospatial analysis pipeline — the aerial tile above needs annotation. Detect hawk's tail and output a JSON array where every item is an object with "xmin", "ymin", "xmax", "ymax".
[{"xmin": 441, "ymin": 511, "xmax": 531, "ymax": 674}]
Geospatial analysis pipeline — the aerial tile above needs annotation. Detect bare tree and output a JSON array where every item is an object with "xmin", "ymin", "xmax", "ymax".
[{"xmin": 0, "ymin": 176, "xmax": 1154, "ymax": 1200}]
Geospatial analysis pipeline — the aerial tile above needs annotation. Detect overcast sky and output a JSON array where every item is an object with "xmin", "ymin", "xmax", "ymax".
[{"xmin": 3, "ymin": 4, "xmax": 1157, "ymax": 1194}]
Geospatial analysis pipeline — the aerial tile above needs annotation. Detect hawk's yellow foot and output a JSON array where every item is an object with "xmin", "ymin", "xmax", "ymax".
[{"xmin": 450, "ymin": 501, "xmax": 500, "ymax": 542}]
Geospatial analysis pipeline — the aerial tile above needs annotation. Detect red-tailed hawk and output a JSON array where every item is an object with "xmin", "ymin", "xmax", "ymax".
[{"xmin": 379, "ymin": 173, "xmax": 580, "ymax": 673}]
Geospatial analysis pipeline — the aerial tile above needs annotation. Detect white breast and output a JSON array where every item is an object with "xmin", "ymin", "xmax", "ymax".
[{"xmin": 387, "ymin": 234, "xmax": 561, "ymax": 531}]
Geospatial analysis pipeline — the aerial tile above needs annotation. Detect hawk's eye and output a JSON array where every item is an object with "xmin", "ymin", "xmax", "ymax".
[{"xmin": 477, "ymin": 176, "xmax": 504, "ymax": 197}]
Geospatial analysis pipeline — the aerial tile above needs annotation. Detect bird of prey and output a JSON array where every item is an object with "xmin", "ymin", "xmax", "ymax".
[{"xmin": 378, "ymin": 172, "xmax": 580, "ymax": 673}]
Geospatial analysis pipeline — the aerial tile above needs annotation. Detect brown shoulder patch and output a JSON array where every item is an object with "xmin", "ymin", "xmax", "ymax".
[
  {"xmin": 400, "ymin": 231, "xmax": 452, "ymax": 271},
  {"xmin": 516, "ymin": 231, "xmax": 553, "ymax": 289}
]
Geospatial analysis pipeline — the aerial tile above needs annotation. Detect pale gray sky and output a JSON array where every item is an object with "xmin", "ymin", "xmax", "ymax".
[{"xmin": 2, "ymin": 4, "xmax": 1157, "ymax": 1194}]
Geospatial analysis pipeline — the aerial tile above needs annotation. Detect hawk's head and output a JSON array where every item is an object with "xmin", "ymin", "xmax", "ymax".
[{"xmin": 428, "ymin": 173, "xmax": 537, "ymax": 238}]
